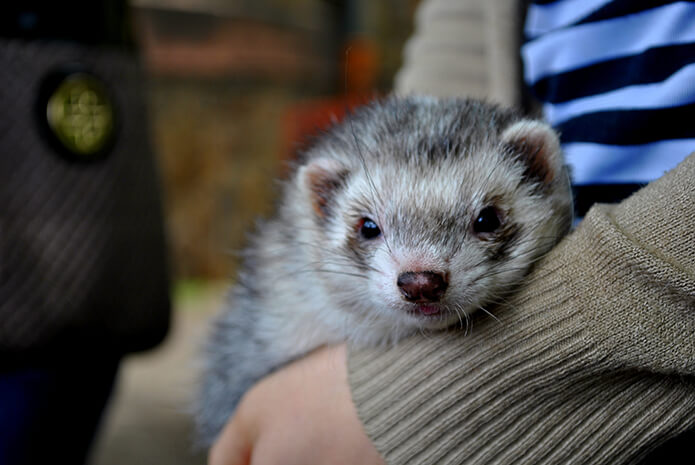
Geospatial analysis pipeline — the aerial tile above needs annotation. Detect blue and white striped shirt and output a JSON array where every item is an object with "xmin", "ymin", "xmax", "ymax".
[{"xmin": 523, "ymin": 0, "xmax": 695, "ymax": 186}]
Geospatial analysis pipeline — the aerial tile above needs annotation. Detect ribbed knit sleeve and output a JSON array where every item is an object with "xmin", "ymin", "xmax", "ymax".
[
  {"xmin": 394, "ymin": 0, "xmax": 519, "ymax": 106},
  {"xmin": 347, "ymin": 152, "xmax": 695, "ymax": 465}
]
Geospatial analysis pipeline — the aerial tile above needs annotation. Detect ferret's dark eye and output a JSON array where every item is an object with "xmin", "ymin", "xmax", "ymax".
[
  {"xmin": 358, "ymin": 217, "xmax": 381, "ymax": 240},
  {"xmin": 473, "ymin": 207, "xmax": 501, "ymax": 234}
]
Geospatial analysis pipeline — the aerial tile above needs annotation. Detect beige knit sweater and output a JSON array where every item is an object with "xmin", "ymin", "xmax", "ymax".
[{"xmin": 347, "ymin": 1, "xmax": 695, "ymax": 463}]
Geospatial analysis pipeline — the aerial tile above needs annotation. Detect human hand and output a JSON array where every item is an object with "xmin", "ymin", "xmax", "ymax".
[{"xmin": 208, "ymin": 344, "xmax": 386, "ymax": 465}]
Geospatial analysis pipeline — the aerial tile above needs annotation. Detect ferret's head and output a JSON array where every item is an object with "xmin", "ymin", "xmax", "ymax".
[{"xmin": 293, "ymin": 97, "xmax": 572, "ymax": 342}]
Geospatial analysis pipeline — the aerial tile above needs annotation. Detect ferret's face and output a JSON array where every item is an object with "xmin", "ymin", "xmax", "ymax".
[{"xmin": 296, "ymin": 99, "xmax": 572, "ymax": 340}]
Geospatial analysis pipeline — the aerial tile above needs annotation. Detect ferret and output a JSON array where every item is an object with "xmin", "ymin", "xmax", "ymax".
[{"xmin": 194, "ymin": 96, "xmax": 573, "ymax": 444}]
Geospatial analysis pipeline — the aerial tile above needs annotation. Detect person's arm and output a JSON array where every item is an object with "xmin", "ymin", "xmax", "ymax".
[{"xmin": 348, "ymin": 152, "xmax": 695, "ymax": 464}]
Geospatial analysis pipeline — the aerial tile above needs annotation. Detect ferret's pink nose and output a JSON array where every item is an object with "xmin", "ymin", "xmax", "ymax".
[{"xmin": 397, "ymin": 271, "xmax": 448, "ymax": 303}]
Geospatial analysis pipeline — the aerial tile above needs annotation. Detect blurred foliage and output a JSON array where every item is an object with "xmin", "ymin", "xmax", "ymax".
[{"xmin": 173, "ymin": 278, "xmax": 226, "ymax": 308}]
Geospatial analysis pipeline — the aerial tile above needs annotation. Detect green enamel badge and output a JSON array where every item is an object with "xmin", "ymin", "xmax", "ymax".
[{"xmin": 46, "ymin": 73, "xmax": 115, "ymax": 158}]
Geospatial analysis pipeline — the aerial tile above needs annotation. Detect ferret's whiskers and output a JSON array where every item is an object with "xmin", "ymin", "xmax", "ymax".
[
  {"xmin": 417, "ymin": 325, "xmax": 434, "ymax": 340},
  {"xmin": 478, "ymin": 306, "xmax": 502, "ymax": 325},
  {"xmin": 345, "ymin": 107, "xmax": 395, "ymax": 257},
  {"xmin": 452, "ymin": 303, "xmax": 469, "ymax": 333}
]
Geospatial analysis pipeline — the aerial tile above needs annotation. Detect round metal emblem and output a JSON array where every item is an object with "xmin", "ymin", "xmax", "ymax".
[{"xmin": 44, "ymin": 73, "xmax": 115, "ymax": 159}]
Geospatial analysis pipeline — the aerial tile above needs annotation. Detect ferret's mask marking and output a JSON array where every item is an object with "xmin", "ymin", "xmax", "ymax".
[{"xmin": 298, "ymin": 106, "xmax": 570, "ymax": 325}]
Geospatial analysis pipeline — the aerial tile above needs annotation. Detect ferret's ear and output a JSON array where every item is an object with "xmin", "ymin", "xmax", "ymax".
[
  {"xmin": 500, "ymin": 120, "xmax": 563, "ymax": 188},
  {"xmin": 299, "ymin": 158, "xmax": 349, "ymax": 219}
]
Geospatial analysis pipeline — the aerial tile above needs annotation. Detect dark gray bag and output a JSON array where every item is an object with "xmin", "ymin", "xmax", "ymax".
[{"xmin": 0, "ymin": 38, "xmax": 170, "ymax": 359}]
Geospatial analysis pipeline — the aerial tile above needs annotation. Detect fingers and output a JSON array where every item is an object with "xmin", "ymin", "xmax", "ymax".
[{"xmin": 205, "ymin": 344, "xmax": 385, "ymax": 465}]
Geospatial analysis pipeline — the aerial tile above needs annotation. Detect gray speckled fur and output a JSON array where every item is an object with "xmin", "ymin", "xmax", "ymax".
[{"xmin": 194, "ymin": 96, "xmax": 573, "ymax": 445}]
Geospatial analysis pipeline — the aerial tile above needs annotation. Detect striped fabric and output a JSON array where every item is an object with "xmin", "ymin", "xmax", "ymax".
[{"xmin": 522, "ymin": 0, "xmax": 695, "ymax": 185}]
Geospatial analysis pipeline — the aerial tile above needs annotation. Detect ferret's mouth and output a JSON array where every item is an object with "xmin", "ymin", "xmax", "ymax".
[
  {"xmin": 402, "ymin": 303, "xmax": 458, "ymax": 329},
  {"xmin": 408, "ymin": 303, "xmax": 442, "ymax": 317}
]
